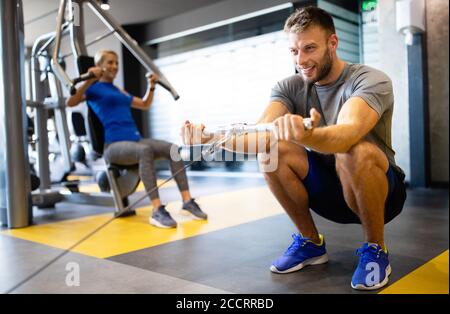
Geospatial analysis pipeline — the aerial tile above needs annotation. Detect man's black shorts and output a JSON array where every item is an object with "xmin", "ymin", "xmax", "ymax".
[{"xmin": 302, "ymin": 150, "xmax": 407, "ymax": 224}]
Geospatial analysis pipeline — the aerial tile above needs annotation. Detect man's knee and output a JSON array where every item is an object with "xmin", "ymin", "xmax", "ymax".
[
  {"xmin": 261, "ymin": 140, "xmax": 308, "ymax": 178},
  {"xmin": 335, "ymin": 141, "xmax": 388, "ymax": 174}
]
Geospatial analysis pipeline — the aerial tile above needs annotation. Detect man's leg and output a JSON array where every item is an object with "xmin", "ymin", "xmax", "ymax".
[
  {"xmin": 335, "ymin": 141, "xmax": 389, "ymax": 248},
  {"xmin": 263, "ymin": 141, "xmax": 328, "ymax": 273},
  {"xmin": 262, "ymin": 141, "xmax": 320, "ymax": 243}
]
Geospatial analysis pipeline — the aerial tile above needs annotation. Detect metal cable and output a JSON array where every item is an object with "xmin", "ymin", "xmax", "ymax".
[
  {"xmin": 25, "ymin": 8, "xmax": 59, "ymax": 25},
  {"xmin": 4, "ymin": 134, "xmax": 229, "ymax": 294}
]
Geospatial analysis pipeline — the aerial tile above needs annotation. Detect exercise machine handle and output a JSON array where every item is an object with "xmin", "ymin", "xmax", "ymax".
[
  {"xmin": 202, "ymin": 119, "xmax": 313, "ymax": 137},
  {"xmin": 69, "ymin": 71, "xmax": 97, "ymax": 95},
  {"xmin": 145, "ymin": 73, "xmax": 178, "ymax": 99}
]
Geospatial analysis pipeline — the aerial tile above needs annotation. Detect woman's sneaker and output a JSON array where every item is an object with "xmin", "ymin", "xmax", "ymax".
[
  {"xmin": 351, "ymin": 243, "xmax": 391, "ymax": 290},
  {"xmin": 270, "ymin": 233, "xmax": 328, "ymax": 273},
  {"xmin": 181, "ymin": 199, "xmax": 208, "ymax": 220},
  {"xmin": 150, "ymin": 205, "xmax": 177, "ymax": 228}
]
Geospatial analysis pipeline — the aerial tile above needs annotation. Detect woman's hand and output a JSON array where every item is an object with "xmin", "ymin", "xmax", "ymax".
[
  {"xmin": 87, "ymin": 66, "xmax": 104, "ymax": 80},
  {"xmin": 67, "ymin": 67, "xmax": 103, "ymax": 107},
  {"xmin": 147, "ymin": 73, "xmax": 159, "ymax": 87}
]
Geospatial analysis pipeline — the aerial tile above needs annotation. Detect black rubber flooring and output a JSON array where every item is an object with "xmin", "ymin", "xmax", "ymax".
[{"xmin": 108, "ymin": 188, "xmax": 449, "ymax": 294}]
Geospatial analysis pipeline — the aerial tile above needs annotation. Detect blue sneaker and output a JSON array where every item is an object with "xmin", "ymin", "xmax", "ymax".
[
  {"xmin": 270, "ymin": 234, "xmax": 328, "ymax": 274},
  {"xmin": 351, "ymin": 243, "xmax": 391, "ymax": 290},
  {"xmin": 150, "ymin": 205, "xmax": 177, "ymax": 228}
]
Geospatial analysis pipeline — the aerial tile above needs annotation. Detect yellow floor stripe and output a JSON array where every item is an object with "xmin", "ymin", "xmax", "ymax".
[
  {"xmin": 66, "ymin": 175, "xmax": 92, "ymax": 181},
  {"xmin": 2, "ymin": 186, "xmax": 283, "ymax": 258},
  {"xmin": 380, "ymin": 250, "xmax": 449, "ymax": 294},
  {"xmin": 79, "ymin": 179, "xmax": 176, "ymax": 193}
]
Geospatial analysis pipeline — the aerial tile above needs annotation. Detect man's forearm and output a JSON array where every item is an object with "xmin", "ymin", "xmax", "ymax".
[
  {"xmin": 213, "ymin": 124, "xmax": 359, "ymax": 155},
  {"xmin": 301, "ymin": 124, "xmax": 359, "ymax": 154},
  {"xmin": 221, "ymin": 132, "xmax": 274, "ymax": 154}
]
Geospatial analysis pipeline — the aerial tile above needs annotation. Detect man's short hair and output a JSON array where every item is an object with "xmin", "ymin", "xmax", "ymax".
[
  {"xmin": 284, "ymin": 6, "xmax": 336, "ymax": 36},
  {"xmin": 94, "ymin": 49, "xmax": 118, "ymax": 66}
]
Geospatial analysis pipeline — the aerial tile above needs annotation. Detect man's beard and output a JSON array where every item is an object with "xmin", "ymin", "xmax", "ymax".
[{"xmin": 297, "ymin": 48, "xmax": 333, "ymax": 84}]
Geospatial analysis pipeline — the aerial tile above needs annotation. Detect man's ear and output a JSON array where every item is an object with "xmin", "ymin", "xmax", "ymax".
[{"xmin": 328, "ymin": 34, "xmax": 338, "ymax": 51}]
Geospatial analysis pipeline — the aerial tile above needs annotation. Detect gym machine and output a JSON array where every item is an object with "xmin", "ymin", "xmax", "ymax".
[{"xmin": 28, "ymin": 0, "xmax": 179, "ymax": 212}]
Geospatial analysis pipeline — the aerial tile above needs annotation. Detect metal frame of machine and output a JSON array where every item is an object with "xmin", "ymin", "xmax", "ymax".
[{"xmin": 28, "ymin": 0, "xmax": 179, "ymax": 213}]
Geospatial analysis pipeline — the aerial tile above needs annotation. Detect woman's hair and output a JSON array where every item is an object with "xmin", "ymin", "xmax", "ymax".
[{"xmin": 94, "ymin": 49, "xmax": 118, "ymax": 66}]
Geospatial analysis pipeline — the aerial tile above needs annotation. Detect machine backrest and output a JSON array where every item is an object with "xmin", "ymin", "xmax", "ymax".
[
  {"xmin": 77, "ymin": 55, "xmax": 96, "ymax": 74},
  {"xmin": 87, "ymin": 105, "xmax": 105, "ymax": 156},
  {"xmin": 71, "ymin": 112, "xmax": 87, "ymax": 137},
  {"xmin": 77, "ymin": 55, "xmax": 105, "ymax": 156}
]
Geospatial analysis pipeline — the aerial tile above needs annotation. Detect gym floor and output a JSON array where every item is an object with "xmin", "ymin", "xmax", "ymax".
[{"xmin": 0, "ymin": 172, "xmax": 448, "ymax": 294}]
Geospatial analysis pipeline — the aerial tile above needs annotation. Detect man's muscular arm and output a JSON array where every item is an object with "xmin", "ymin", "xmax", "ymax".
[{"xmin": 274, "ymin": 96, "xmax": 379, "ymax": 153}]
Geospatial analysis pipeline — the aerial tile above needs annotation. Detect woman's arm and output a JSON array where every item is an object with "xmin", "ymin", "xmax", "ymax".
[
  {"xmin": 131, "ymin": 74, "xmax": 158, "ymax": 110},
  {"xmin": 66, "ymin": 67, "xmax": 103, "ymax": 107}
]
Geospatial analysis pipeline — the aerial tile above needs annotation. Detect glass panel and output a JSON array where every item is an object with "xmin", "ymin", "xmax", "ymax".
[{"xmin": 149, "ymin": 31, "xmax": 293, "ymax": 146}]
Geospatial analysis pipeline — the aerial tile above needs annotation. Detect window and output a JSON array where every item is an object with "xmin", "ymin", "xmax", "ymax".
[{"xmin": 149, "ymin": 31, "xmax": 293, "ymax": 144}]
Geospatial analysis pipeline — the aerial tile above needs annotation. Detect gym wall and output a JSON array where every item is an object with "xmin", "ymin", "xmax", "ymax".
[
  {"xmin": 374, "ymin": 0, "xmax": 449, "ymax": 185},
  {"xmin": 375, "ymin": 0, "xmax": 410, "ymax": 182},
  {"xmin": 426, "ymin": 0, "xmax": 449, "ymax": 184}
]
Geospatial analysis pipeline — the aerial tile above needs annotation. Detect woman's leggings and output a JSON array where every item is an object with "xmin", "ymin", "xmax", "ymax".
[{"xmin": 103, "ymin": 138, "xmax": 189, "ymax": 201}]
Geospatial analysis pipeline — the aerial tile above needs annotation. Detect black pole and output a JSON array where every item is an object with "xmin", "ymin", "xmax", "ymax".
[{"xmin": 407, "ymin": 33, "xmax": 430, "ymax": 188}]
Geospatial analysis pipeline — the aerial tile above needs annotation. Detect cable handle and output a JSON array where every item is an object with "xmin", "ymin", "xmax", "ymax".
[
  {"xmin": 145, "ymin": 72, "xmax": 172, "ymax": 92},
  {"xmin": 202, "ymin": 118, "xmax": 313, "ymax": 137},
  {"xmin": 69, "ymin": 68, "xmax": 105, "ymax": 95}
]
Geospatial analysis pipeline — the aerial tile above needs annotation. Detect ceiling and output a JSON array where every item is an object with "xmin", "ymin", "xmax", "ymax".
[{"xmin": 22, "ymin": 0, "xmax": 224, "ymax": 46}]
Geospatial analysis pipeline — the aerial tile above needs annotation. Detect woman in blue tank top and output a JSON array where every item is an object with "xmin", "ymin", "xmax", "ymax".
[{"xmin": 67, "ymin": 50, "xmax": 207, "ymax": 228}]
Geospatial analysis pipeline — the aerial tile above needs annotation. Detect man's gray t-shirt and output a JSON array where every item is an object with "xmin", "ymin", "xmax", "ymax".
[{"xmin": 270, "ymin": 63, "xmax": 400, "ymax": 170}]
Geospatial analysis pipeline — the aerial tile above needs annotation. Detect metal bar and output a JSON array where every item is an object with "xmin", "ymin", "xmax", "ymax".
[
  {"xmin": 51, "ymin": 0, "xmax": 74, "ymax": 93},
  {"xmin": 69, "ymin": 0, "xmax": 88, "ymax": 62},
  {"xmin": 47, "ymin": 72, "xmax": 73, "ymax": 174},
  {"xmin": 61, "ymin": 192, "xmax": 116, "ymax": 207},
  {"xmin": 0, "ymin": 0, "xmax": 30, "ymax": 228},
  {"xmin": 61, "ymin": 31, "xmax": 115, "ymax": 60},
  {"xmin": 31, "ymin": 29, "xmax": 58, "ymax": 190},
  {"xmin": 86, "ymin": 0, "xmax": 180, "ymax": 100},
  {"xmin": 62, "ymin": 29, "xmax": 116, "ymax": 60},
  {"xmin": 86, "ymin": 30, "xmax": 115, "ymax": 48},
  {"xmin": 36, "ymin": 22, "xmax": 70, "ymax": 57},
  {"xmin": 202, "ymin": 119, "xmax": 312, "ymax": 137},
  {"xmin": 106, "ymin": 169, "xmax": 125, "ymax": 215},
  {"xmin": 34, "ymin": 107, "xmax": 51, "ymax": 189}
]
